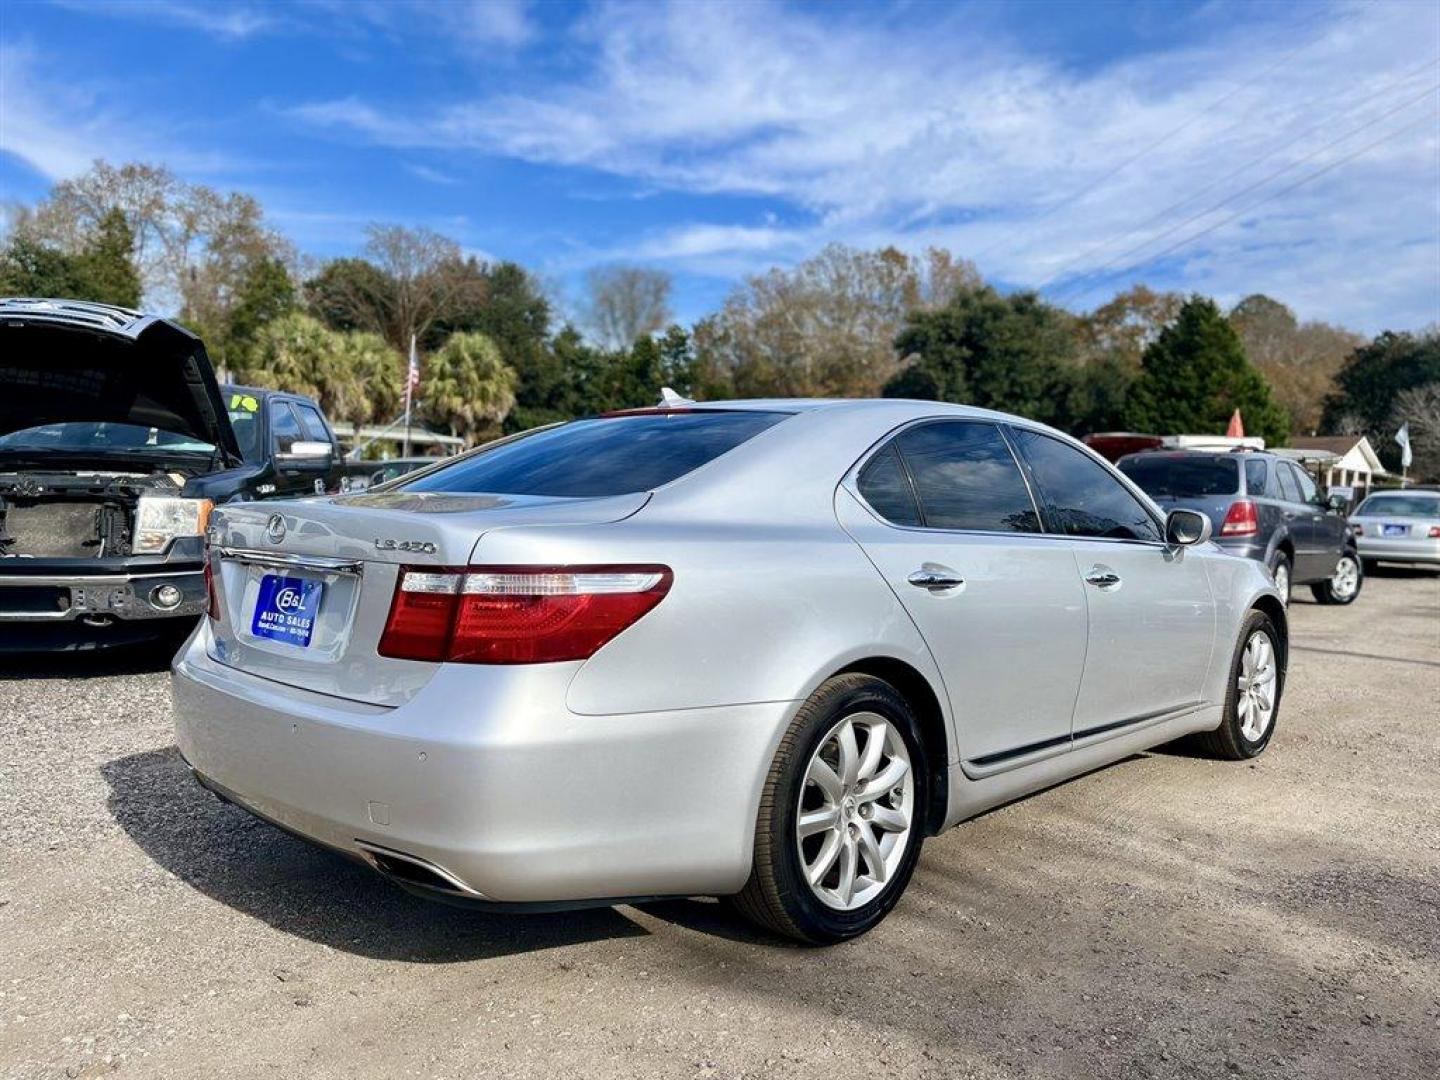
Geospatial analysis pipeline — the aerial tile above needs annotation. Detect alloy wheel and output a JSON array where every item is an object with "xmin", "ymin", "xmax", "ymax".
[
  {"xmin": 1236, "ymin": 630, "xmax": 1278, "ymax": 743},
  {"xmin": 796, "ymin": 711, "xmax": 915, "ymax": 911},
  {"xmin": 1273, "ymin": 561, "xmax": 1290, "ymax": 605},
  {"xmin": 1330, "ymin": 555, "xmax": 1360, "ymax": 600}
]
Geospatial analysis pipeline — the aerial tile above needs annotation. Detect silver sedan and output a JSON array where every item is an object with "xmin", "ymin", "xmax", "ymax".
[
  {"xmin": 1350, "ymin": 490, "xmax": 1440, "ymax": 570},
  {"xmin": 172, "ymin": 399, "xmax": 1286, "ymax": 943}
]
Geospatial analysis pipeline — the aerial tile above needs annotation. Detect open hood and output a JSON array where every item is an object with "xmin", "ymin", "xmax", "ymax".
[{"xmin": 0, "ymin": 298, "xmax": 243, "ymax": 465}]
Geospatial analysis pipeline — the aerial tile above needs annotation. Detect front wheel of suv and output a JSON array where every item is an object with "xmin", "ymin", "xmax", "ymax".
[
  {"xmin": 731, "ymin": 674, "xmax": 927, "ymax": 944},
  {"xmin": 1311, "ymin": 551, "xmax": 1363, "ymax": 605}
]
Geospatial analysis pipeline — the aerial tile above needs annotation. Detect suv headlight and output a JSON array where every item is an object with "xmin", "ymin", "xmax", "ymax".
[{"xmin": 134, "ymin": 496, "xmax": 214, "ymax": 555}]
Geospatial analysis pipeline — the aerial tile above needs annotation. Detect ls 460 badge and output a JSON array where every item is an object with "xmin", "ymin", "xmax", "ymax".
[{"xmin": 374, "ymin": 538, "xmax": 437, "ymax": 555}]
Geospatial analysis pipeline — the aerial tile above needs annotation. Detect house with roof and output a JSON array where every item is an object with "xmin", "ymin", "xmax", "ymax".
[{"xmin": 1285, "ymin": 435, "xmax": 1392, "ymax": 502}]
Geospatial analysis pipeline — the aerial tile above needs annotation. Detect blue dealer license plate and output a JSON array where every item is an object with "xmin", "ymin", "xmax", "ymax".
[
  {"xmin": 251, "ymin": 574, "xmax": 324, "ymax": 648},
  {"xmin": 1382, "ymin": 523, "xmax": 1408, "ymax": 537}
]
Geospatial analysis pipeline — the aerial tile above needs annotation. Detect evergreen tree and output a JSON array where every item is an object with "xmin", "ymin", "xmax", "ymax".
[
  {"xmin": 76, "ymin": 209, "xmax": 143, "ymax": 308},
  {"xmin": 1319, "ymin": 330, "xmax": 1440, "ymax": 451},
  {"xmin": 884, "ymin": 287, "xmax": 1078, "ymax": 428},
  {"xmin": 1128, "ymin": 296, "xmax": 1289, "ymax": 445}
]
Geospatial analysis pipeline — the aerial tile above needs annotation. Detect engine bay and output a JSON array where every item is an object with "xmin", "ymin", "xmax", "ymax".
[{"xmin": 0, "ymin": 470, "xmax": 185, "ymax": 559}]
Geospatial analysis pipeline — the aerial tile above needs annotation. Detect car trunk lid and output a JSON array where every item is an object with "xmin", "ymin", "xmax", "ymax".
[{"xmin": 204, "ymin": 490, "xmax": 648, "ymax": 705}]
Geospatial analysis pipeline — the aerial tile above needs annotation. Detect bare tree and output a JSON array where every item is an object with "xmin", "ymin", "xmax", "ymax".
[
  {"xmin": 1390, "ymin": 382, "xmax": 1440, "ymax": 481},
  {"xmin": 305, "ymin": 225, "xmax": 487, "ymax": 355},
  {"xmin": 585, "ymin": 266, "xmax": 673, "ymax": 350},
  {"xmin": 700, "ymin": 244, "xmax": 981, "ymax": 398},
  {"xmin": 1229, "ymin": 294, "xmax": 1363, "ymax": 434}
]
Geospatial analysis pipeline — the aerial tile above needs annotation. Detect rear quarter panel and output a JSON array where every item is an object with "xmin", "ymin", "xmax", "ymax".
[
  {"xmin": 469, "ymin": 516, "xmax": 954, "ymax": 761},
  {"xmin": 1199, "ymin": 545, "xmax": 1287, "ymax": 703}
]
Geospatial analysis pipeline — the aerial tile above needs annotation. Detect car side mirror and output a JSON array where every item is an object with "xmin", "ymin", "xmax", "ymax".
[
  {"xmin": 278, "ymin": 440, "xmax": 332, "ymax": 462},
  {"xmin": 1325, "ymin": 493, "xmax": 1348, "ymax": 512},
  {"xmin": 1165, "ymin": 508, "xmax": 1212, "ymax": 546}
]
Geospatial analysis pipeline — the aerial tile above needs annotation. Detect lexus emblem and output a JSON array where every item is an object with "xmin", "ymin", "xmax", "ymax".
[{"xmin": 265, "ymin": 513, "xmax": 287, "ymax": 545}]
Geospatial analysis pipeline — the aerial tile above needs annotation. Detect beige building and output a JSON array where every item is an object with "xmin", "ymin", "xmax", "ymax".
[{"xmin": 1287, "ymin": 436, "xmax": 1391, "ymax": 501}]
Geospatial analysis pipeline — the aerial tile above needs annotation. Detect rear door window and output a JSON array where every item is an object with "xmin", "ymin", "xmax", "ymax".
[
  {"xmin": 1274, "ymin": 463, "xmax": 1302, "ymax": 503},
  {"xmin": 856, "ymin": 443, "xmax": 922, "ymax": 526},
  {"xmin": 887, "ymin": 421, "xmax": 1040, "ymax": 532},
  {"xmin": 403, "ymin": 411, "xmax": 789, "ymax": 497},
  {"xmin": 1013, "ymin": 429, "xmax": 1162, "ymax": 543}
]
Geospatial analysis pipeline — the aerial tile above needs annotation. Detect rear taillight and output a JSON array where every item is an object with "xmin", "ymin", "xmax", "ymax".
[
  {"xmin": 1220, "ymin": 500, "xmax": 1259, "ymax": 537},
  {"xmin": 1429, "ymin": 526, "xmax": 1440, "ymax": 539},
  {"xmin": 1351, "ymin": 523, "xmax": 1364, "ymax": 536},
  {"xmin": 204, "ymin": 555, "xmax": 220, "ymax": 621},
  {"xmin": 378, "ymin": 565, "xmax": 672, "ymax": 664}
]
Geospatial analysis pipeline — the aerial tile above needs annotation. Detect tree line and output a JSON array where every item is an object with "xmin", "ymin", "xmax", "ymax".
[{"xmin": 3, "ymin": 160, "xmax": 1436, "ymax": 478}]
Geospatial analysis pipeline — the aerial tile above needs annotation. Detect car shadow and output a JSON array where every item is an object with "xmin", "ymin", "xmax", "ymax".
[
  {"xmin": 100, "ymin": 746, "xmax": 651, "ymax": 962},
  {"xmin": 0, "ymin": 633, "xmax": 187, "ymax": 680}
]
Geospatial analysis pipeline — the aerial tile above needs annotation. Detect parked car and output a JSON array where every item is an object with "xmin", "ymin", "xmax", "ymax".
[
  {"xmin": 1349, "ymin": 489, "xmax": 1440, "ymax": 570},
  {"xmin": 174, "ymin": 399, "xmax": 1286, "ymax": 943},
  {"xmin": 0, "ymin": 298, "xmax": 342, "ymax": 651},
  {"xmin": 221, "ymin": 385, "xmax": 345, "ymax": 498},
  {"xmin": 1117, "ymin": 449, "xmax": 1361, "ymax": 606}
]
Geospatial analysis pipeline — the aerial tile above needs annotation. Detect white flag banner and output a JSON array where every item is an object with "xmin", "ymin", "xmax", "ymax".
[{"xmin": 1395, "ymin": 423, "xmax": 1413, "ymax": 469}]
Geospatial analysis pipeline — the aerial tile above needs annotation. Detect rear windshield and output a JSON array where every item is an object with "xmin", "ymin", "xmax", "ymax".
[
  {"xmin": 402, "ymin": 411, "xmax": 789, "ymax": 498},
  {"xmin": 1355, "ymin": 494, "xmax": 1440, "ymax": 517},
  {"xmin": 1118, "ymin": 454, "xmax": 1239, "ymax": 498}
]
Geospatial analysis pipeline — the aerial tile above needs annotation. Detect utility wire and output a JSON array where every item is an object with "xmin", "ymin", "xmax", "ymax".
[
  {"xmin": 1059, "ymin": 108, "xmax": 1439, "ymax": 309},
  {"xmin": 1035, "ymin": 55, "xmax": 1440, "ymax": 292},
  {"xmin": 1046, "ymin": 81, "xmax": 1440, "ymax": 301},
  {"xmin": 967, "ymin": 7, "xmax": 1331, "ymax": 265}
]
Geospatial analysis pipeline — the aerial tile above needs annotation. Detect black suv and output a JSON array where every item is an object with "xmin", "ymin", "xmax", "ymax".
[
  {"xmin": 1118, "ymin": 449, "xmax": 1361, "ymax": 606},
  {"xmin": 0, "ymin": 298, "xmax": 342, "ymax": 650}
]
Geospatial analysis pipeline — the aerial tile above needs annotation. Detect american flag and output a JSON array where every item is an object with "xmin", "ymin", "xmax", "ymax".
[{"xmin": 405, "ymin": 335, "xmax": 420, "ymax": 396}]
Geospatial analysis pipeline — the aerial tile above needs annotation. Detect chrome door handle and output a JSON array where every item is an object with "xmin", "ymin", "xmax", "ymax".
[
  {"xmin": 1084, "ymin": 567, "xmax": 1122, "ymax": 588},
  {"xmin": 907, "ymin": 566, "xmax": 964, "ymax": 592}
]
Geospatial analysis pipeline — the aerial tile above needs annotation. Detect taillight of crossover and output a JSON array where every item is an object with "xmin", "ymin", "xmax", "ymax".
[
  {"xmin": 378, "ymin": 565, "xmax": 673, "ymax": 664},
  {"xmin": 1221, "ymin": 500, "xmax": 1259, "ymax": 537}
]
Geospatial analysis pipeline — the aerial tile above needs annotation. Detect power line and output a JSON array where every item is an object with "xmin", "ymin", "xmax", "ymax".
[
  {"xmin": 968, "ymin": 7, "xmax": 1332, "ymax": 265},
  {"xmin": 1035, "ymin": 55, "xmax": 1440, "ymax": 292},
  {"xmin": 1046, "ymin": 81, "xmax": 1440, "ymax": 302},
  {"xmin": 1059, "ymin": 108, "xmax": 1439, "ymax": 309}
]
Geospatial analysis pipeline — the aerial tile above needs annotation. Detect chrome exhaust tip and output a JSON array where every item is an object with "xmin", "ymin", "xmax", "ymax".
[{"xmin": 354, "ymin": 842, "xmax": 487, "ymax": 899}]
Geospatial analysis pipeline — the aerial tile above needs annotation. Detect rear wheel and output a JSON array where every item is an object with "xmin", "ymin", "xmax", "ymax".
[
  {"xmin": 1196, "ymin": 610, "xmax": 1284, "ymax": 760},
  {"xmin": 731, "ymin": 674, "xmax": 926, "ymax": 944},
  {"xmin": 1268, "ymin": 553, "xmax": 1292, "ymax": 606},
  {"xmin": 1311, "ymin": 551, "xmax": 1363, "ymax": 605}
]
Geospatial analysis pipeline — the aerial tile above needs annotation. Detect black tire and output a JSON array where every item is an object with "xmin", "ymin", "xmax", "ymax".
[
  {"xmin": 1195, "ymin": 609, "xmax": 1285, "ymax": 760},
  {"xmin": 1310, "ymin": 550, "xmax": 1363, "ymax": 605},
  {"xmin": 1268, "ymin": 551, "xmax": 1293, "ymax": 607},
  {"xmin": 730, "ymin": 674, "xmax": 927, "ymax": 944}
]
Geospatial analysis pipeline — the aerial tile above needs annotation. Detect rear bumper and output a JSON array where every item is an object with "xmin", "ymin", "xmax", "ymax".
[
  {"xmin": 1356, "ymin": 536, "xmax": 1440, "ymax": 565},
  {"xmin": 1212, "ymin": 537, "xmax": 1267, "ymax": 562},
  {"xmin": 171, "ymin": 630, "xmax": 794, "ymax": 905}
]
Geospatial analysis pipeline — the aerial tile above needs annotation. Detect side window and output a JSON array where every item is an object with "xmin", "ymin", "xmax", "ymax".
[
  {"xmin": 1244, "ymin": 458, "xmax": 1267, "ymax": 497},
  {"xmin": 891, "ymin": 422, "xmax": 1040, "ymax": 532},
  {"xmin": 1289, "ymin": 464, "xmax": 1318, "ymax": 504},
  {"xmin": 1274, "ymin": 462, "xmax": 1301, "ymax": 502},
  {"xmin": 856, "ymin": 443, "xmax": 922, "ymax": 526},
  {"xmin": 1012, "ymin": 429, "xmax": 1163, "ymax": 543},
  {"xmin": 270, "ymin": 403, "xmax": 304, "ymax": 455},
  {"xmin": 294, "ymin": 403, "xmax": 333, "ymax": 445}
]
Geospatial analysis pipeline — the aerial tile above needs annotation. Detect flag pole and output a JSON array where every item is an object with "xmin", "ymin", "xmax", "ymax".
[{"xmin": 403, "ymin": 333, "xmax": 415, "ymax": 458}]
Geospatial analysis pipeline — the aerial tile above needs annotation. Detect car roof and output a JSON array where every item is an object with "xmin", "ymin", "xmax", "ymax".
[
  {"xmin": 619, "ymin": 397, "xmax": 1040, "ymax": 426},
  {"xmin": 222, "ymin": 384, "xmax": 319, "ymax": 405}
]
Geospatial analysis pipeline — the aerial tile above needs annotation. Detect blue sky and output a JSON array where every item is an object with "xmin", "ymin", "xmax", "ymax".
[{"xmin": 1, "ymin": 0, "xmax": 1437, "ymax": 333}]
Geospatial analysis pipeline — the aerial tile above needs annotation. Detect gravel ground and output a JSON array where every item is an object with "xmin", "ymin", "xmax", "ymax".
[{"xmin": 2, "ymin": 570, "xmax": 1437, "ymax": 1080}]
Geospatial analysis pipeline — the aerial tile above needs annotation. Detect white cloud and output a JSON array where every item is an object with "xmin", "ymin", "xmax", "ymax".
[
  {"xmin": 404, "ymin": 162, "xmax": 461, "ymax": 186},
  {"xmin": 49, "ymin": 1, "xmax": 277, "ymax": 40},
  {"xmin": 288, "ymin": 0, "xmax": 1440, "ymax": 330},
  {"xmin": 0, "ymin": 44, "xmax": 237, "ymax": 180}
]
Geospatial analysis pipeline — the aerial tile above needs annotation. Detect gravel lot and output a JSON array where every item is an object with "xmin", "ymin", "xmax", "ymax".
[{"xmin": 2, "ymin": 571, "xmax": 1437, "ymax": 1080}]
